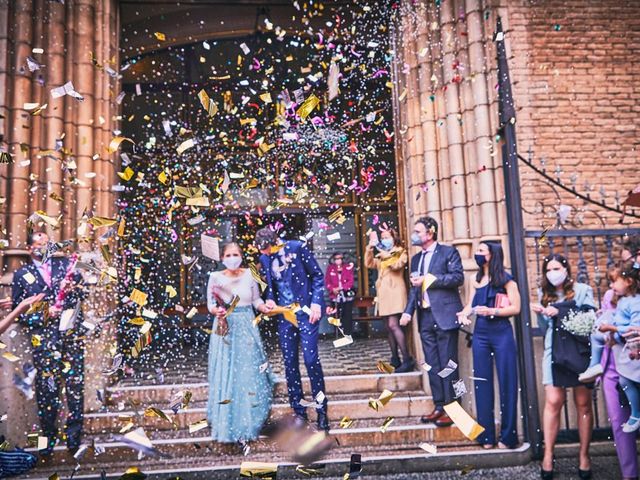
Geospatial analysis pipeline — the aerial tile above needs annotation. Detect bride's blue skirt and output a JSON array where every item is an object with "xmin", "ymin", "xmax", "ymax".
[{"xmin": 206, "ymin": 305, "xmax": 275, "ymax": 443}]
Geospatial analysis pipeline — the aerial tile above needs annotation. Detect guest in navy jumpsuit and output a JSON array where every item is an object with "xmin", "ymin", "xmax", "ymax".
[{"xmin": 457, "ymin": 241, "xmax": 521, "ymax": 449}]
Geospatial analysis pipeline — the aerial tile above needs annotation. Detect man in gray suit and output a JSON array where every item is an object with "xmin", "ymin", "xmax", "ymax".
[{"xmin": 400, "ymin": 216, "xmax": 464, "ymax": 427}]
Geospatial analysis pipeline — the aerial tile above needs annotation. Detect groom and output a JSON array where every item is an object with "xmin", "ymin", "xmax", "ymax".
[{"xmin": 256, "ymin": 227, "xmax": 329, "ymax": 432}]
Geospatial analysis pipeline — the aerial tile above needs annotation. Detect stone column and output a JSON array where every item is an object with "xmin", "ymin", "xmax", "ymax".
[{"xmin": 0, "ymin": 0, "xmax": 119, "ymax": 442}]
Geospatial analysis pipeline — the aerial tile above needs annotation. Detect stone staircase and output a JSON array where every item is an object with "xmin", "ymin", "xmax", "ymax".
[{"xmin": 22, "ymin": 371, "xmax": 490, "ymax": 478}]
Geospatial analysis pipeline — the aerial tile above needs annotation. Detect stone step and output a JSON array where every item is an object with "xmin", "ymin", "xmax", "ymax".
[
  {"xmin": 27, "ymin": 419, "xmax": 470, "ymax": 470},
  {"xmin": 100, "ymin": 371, "xmax": 423, "ymax": 412},
  {"xmin": 23, "ymin": 440, "xmax": 532, "ymax": 480},
  {"xmin": 84, "ymin": 394, "xmax": 434, "ymax": 435}
]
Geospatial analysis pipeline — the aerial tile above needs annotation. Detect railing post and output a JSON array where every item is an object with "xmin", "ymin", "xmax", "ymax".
[{"xmin": 496, "ymin": 16, "xmax": 543, "ymax": 459}]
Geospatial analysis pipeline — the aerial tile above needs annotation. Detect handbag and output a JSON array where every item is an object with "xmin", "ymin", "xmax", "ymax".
[
  {"xmin": 550, "ymin": 300, "xmax": 594, "ymax": 387},
  {"xmin": 494, "ymin": 293, "xmax": 511, "ymax": 309}
]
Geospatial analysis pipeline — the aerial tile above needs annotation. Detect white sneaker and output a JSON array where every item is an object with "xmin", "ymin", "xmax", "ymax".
[
  {"xmin": 622, "ymin": 416, "xmax": 640, "ymax": 433},
  {"xmin": 578, "ymin": 364, "xmax": 604, "ymax": 383}
]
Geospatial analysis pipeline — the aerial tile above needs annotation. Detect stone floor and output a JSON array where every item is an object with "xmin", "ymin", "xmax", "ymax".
[
  {"xmin": 119, "ymin": 334, "xmax": 389, "ymax": 387},
  {"xmin": 324, "ymin": 456, "xmax": 626, "ymax": 479}
]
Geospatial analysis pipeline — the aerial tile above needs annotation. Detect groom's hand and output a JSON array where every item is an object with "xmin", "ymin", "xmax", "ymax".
[
  {"xmin": 309, "ymin": 303, "xmax": 322, "ymax": 324},
  {"xmin": 264, "ymin": 300, "xmax": 276, "ymax": 312}
]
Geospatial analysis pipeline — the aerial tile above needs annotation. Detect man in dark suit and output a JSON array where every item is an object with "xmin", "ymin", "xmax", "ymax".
[
  {"xmin": 11, "ymin": 231, "xmax": 86, "ymax": 455},
  {"xmin": 255, "ymin": 227, "xmax": 329, "ymax": 432},
  {"xmin": 400, "ymin": 216, "xmax": 464, "ymax": 427}
]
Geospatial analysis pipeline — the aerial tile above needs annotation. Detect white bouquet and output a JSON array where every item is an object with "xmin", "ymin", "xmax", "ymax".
[{"xmin": 560, "ymin": 310, "xmax": 597, "ymax": 337}]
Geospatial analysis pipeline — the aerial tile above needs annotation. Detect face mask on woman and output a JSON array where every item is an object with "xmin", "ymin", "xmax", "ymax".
[
  {"xmin": 223, "ymin": 256, "xmax": 242, "ymax": 270},
  {"xmin": 474, "ymin": 254, "xmax": 488, "ymax": 267},
  {"xmin": 379, "ymin": 238, "xmax": 394, "ymax": 250},
  {"xmin": 410, "ymin": 232, "xmax": 422, "ymax": 246},
  {"xmin": 546, "ymin": 268, "xmax": 568, "ymax": 287}
]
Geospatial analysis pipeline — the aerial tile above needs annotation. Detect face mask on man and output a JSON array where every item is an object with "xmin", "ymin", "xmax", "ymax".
[
  {"xmin": 546, "ymin": 269, "xmax": 568, "ymax": 287},
  {"xmin": 379, "ymin": 238, "xmax": 394, "ymax": 250},
  {"xmin": 223, "ymin": 256, "xmax": 242, "ymax": 270},
  {"xmin": 410, "ymin": 233, "xmax": 422, "ymax": 246}
]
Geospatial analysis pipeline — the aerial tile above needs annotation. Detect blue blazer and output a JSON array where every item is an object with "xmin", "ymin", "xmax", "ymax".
[
  {"xmin": 11, "ymin": 256, "xmax": 84, "ymax": 330},
  {"xmin": 259, "ymin": 240, "xmax": 325, "ymax": 311},
  {"xmin": 404, "ymin": 243, "xmax": 464, "ymax": 330}
]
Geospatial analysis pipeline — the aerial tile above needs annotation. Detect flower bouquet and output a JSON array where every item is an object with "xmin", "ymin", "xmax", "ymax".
[{"xmin": 560, "ymin": 309, "xmax": 597, "ymax": 337}]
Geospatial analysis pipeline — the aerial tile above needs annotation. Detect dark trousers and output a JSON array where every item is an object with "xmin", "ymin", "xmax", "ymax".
[
  {"xmin": 418, "ymin": 309, "xmax": 459, "ymax": 408},
  {"xmin": 32, "ymin": 330, "xmax": 85, "ymax": 449},
  {"xmin": 333, "ymin": 300, "xmax": 354, "ymax": 336},
  {"xmin": 472, "ymin": 319, "xmax": 518, "ymax": 447},
  {"xmin": 277, "ymin": 312, "xmax": 327, "ymax": 417}
]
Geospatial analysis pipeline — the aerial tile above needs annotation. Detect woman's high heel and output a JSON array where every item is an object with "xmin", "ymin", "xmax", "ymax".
[
  {"xmin": 577, "ymin": 468, "xmax": 592, "ymax": 479},
  {"xmin": 540, "ymin": 467, "xmax": 554, "ymax": 480}
]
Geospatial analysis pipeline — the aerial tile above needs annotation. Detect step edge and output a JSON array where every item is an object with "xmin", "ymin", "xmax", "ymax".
[
  {"xmin": 24, "ymin": 443, "xmax": 531, "ymax": 480},
  {"xmin": 106, "ymin": 372, "xmax": 423, "ymax": 392},
  {"xmin": 86, "ymin": 396, "xmax": 433, "ymax": 418}
]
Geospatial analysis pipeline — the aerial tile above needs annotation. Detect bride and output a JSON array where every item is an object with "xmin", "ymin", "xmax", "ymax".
[{"xmin": 206, "ymin": 242, "xmax": 274, "ymax": 443}]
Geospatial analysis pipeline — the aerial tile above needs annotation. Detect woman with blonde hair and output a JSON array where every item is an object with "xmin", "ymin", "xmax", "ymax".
[{"xmin": 365, "ymin": 228, "xmax": 414, "ymax": 372}]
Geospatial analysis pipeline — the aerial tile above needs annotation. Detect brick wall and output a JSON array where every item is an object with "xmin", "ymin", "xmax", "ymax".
[{"xmin": 506, "ymin": 0, "xmax": 640, "ymax": 230}]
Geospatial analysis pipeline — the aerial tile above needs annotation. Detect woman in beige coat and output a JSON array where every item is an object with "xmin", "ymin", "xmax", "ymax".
[{"xmin": 365, "ymin": 228, "xmax": 415, "ymax": 373}]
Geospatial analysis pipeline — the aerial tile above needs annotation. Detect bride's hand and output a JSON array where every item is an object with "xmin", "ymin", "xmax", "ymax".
[
  {"xmin": 214, "ymin": 306, "xmax": 227, "ymax": 319},
  {"xmin": 216, "ymin": 317, "xmax": 229, "ymax": 336},
  {"xmin": 257, "ymin": 303, "xmax": 270, "ymax": 314}
]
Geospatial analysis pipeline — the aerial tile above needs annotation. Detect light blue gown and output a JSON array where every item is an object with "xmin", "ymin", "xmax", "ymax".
[{"xmin": 206, "ymin": 269, "xmax": 275, "ymax": 443}]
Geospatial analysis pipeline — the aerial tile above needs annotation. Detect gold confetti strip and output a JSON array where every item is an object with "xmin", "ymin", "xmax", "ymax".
[
  {"xmin": 143, "ymin": 407, "xmax": 177, "ymax": 427},
  {"xmin": 0, "ymin": 152, "xmax": 14, "ymax": 164},
  {"xmin": 87, "ymin": 216, "xmax": 117, "ymax": 228},
  {"xmin": 296, "ymin": 94, "xmax": 320, "ymax": 120},
  {"xmin": 188, "ymin": 419, "xmax": 208, "ymax": 434},
  {"xmin": 380, "ymin": 416, "xmax": 394, "ymax": 432},
  {"xmin": 106, "ymin": 136, "xmax": 134, "ymax": 154},
  {"xmin": 376, "ymin": 360, "xmax": 394, "ymax": 374},
  {"xmin": 339, "ymin": 416, "xmax": 354, "ymax": 429},
  {"xmin": 197, "ymin": 89, "xmax": 218, "ymax": 117},
  {"xmin": 443, "ymin": 401, "xmax": 485, "ymax": 441},
  {"xmin": 154, "ymin": 31, "xmax": 166, "ymax": 41},
  {"xmin": 239, "ymin": 461, "xmax": 278, "ymax": 479}
]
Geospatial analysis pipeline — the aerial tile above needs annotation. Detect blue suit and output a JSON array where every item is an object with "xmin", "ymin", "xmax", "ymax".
[
  {"xmin": 11, "ymin": 256, "xmax": 85, "ymax": 450},
  {"xmin": 404, "ymin": 243, "xmax": 464, "ymax": 408},
  {"xmin": 259, "ymin": 240, "xmax": 327, "ymax": 416}
]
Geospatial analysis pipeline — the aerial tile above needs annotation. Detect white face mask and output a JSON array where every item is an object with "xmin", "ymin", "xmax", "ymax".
[
  {"xmin": 546, "ymin": 269, "xmax": 567, "ymax": 287},
  {"xmin": 223, "ymin": 256, "xmax": 242, "ymax": 270}
]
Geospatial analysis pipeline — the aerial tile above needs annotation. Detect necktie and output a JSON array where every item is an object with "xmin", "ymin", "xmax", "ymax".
[
  {"xmin": 420, "ymin": 251, "xmax": 430, "ymax": 308},
  {"xmin": 41, "ymin": 261, "xmax": 52, "ymax": 287}
]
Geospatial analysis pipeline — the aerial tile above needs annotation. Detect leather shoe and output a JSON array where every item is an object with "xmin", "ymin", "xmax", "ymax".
[
  {"xmin": 420, "ymin": 409, "xmax": 444, "ymax": 424},
  {"xmin": 316, "ymin": 411, "xmax": 330, "ymax": 432},
  {"xmin": 394, "ymin": 357, "xmax": 416, "ymax": 373},
  {"xmin": 434, "ymin": 413, "xmax": 454, "ymax": 427}
]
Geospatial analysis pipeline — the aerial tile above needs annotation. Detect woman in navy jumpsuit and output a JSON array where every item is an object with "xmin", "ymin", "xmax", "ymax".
[{"xmin": 458, "ymin": 241, "xmax": 521, "ymax": 449}]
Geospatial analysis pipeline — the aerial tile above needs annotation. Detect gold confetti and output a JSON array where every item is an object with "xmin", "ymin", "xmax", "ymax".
[
  {"xmin": 188, "ymin": 419, "xmax": 208, "ymax": 434},
  {"xmin": 380, "ymin": 416, "xmax": 394, "ymax": 432},
  {"xmin": 0, "ymin": 152, "xmax": 14, "ymax": 164},
  {"xmin": 1, "ymin": 352, "xmax": 20, "ymax": 362},
  {"xmin": 107, "ymin": 136, "xmax": 134, "ymax": 154},
  {"xmin": 443, "ymin": 401, "xmax": 485, "ymax": 441},
  {"xmin": 129, "ymin": 288, "xmax": 148, "ymax": 306},
  {"xmin": 87, "ymin": 216, "xmax": 118, "ymax": 228},
  {"xmin": 376, "ymin": 360, "xmax": 394, "ymax": 374},
  {"xmin": 144, "ymin": 407, "xmax": 177, "ymax": 427},
  {"xmin": 339, "ymin": 416, "xmax": 354, "ymax": 429},
  {"xmin": 154, "ymin": 32, "xmax": 166, "ymax": 41},
  {"xmin": 31, "ymin": 335, "xmax": 42, "ymax": 348},
  {"xmin": 197, "ymin": 89, "xmax": 218, "ymax": 117},
  {"xmin": 117, "ymin": 166, "xmax": 135, "ymax": 181},
  {"xmin": 296, "ymin": 94, "xmax": 320, "ymax": 120},
  {"xmin": 240, "ymin": 462, "xmax": 278, "ymax": 479},
  {"xmin": 218, "ymin": 399, "xmax": 232, "ymax": 405}
]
